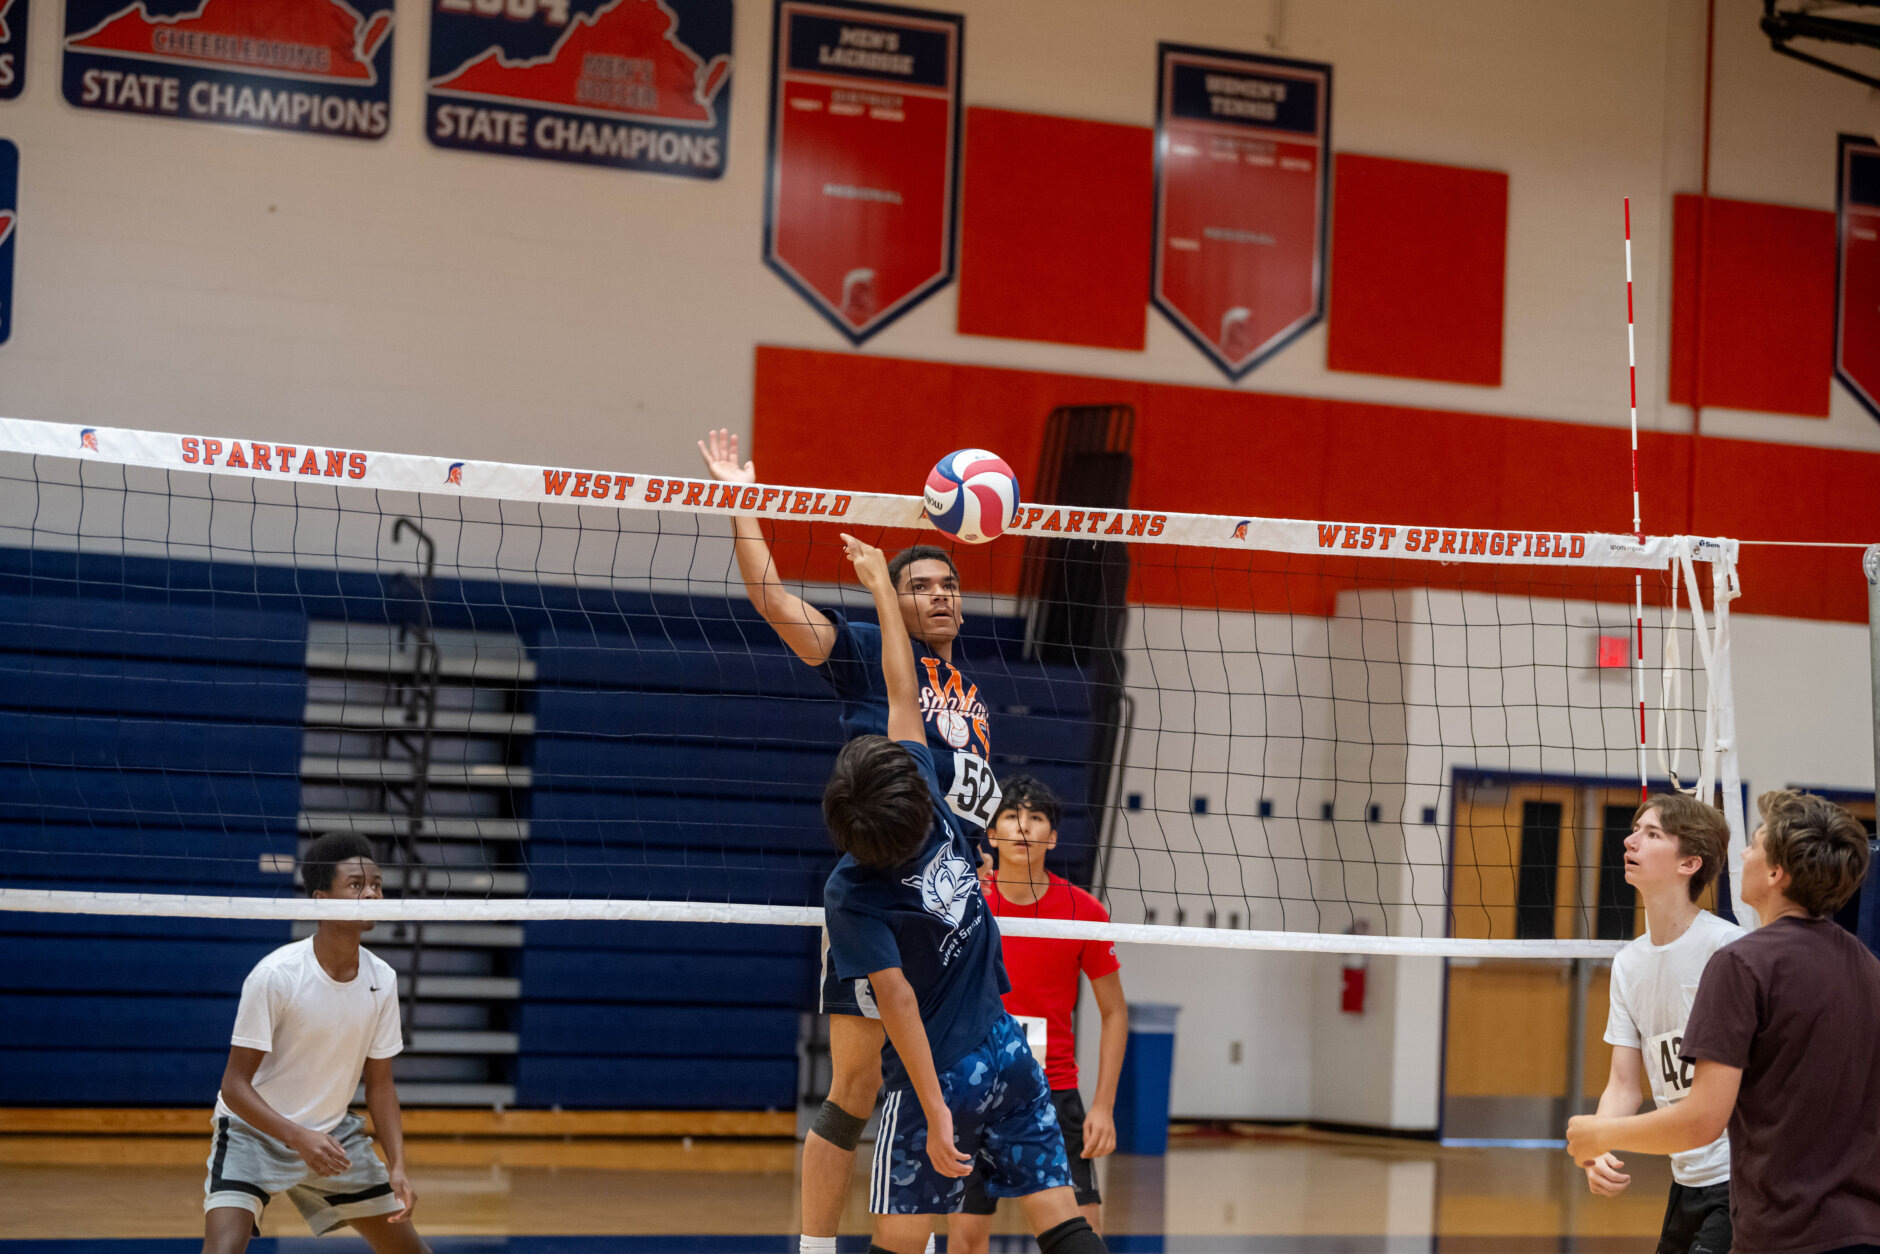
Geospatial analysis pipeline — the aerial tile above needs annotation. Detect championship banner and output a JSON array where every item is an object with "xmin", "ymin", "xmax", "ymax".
[
  {"xmin": 62, "ymin": 0, "xmax": 394, "ymax": 138},
  {"xmin": 1152, "ymin": 43, "xmax": 1331, "ymax": 380},
  {"xmin": 426, "ymin": 0, "xmax": 731, "ymax": 178},
  {"xmin": 0, "ymin": 0, "xmax": 28, "ymax": 98},
  {"xmin": 1837, "ymin": 133, "xmax": 1880, "ymax": 425},
  {"xmin": 0, "ymin": 141, "xmax": 15, "ymax": 346},
  {"xmin": 763, "ymin": 0, "xmax": 962, "ymax": 344}
]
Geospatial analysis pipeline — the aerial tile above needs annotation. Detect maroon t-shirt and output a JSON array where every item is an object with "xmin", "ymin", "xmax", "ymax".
[{"xmin": 1683, "ymin": 915, "xmax": 1880, "ymax": 1254}]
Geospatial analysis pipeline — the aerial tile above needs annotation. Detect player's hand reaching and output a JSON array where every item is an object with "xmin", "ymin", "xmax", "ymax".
[
  {"xmin": 387, "ymin": 1165, "xmax": 418, "ymax": 1220},
  {"xmin": 839, "ymin": 533, "xmax": 891, "ymax": 595},
  {"xmin": 287, "ymin": 1125, "xmax": 351, "ymax": 1177},
  {"xmin": 925, "ymin": 1106, "xmax": 973, "ymax": 1178},
  {"xmin": 1082, "ymin": 1102, "xmax": 1117, "ymax": 1158},
  {"xmin": 697, "ymin": 428, "xmax": 755, "ymax": 485},
  {"xmin": 1583, "ymin": 1151, "xmax": 1630, "ymax": 1196}
]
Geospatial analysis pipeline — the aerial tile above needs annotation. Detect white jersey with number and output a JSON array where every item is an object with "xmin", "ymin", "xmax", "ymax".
[
  {"xmin": 214, "ymin": 938, "xmax": 403, "ymax": 1134},
  {"xmin": 1603, "ymin": 909, "xmax": 1744, "ymax": 1186}
]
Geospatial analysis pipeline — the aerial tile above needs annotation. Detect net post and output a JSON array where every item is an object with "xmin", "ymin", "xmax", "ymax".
[{"xmin": 1867, "ymin": 545, "xmax": 1880, "ymax": 820}]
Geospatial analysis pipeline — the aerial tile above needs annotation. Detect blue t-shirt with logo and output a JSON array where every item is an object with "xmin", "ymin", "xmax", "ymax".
[
  {"xmin": 822, "ymin": 738, "xmax": 1011, "ymax": 1091},
  {"xmin": 817, "ymin": 611, "xmax": 1001, "ymax": 831}
]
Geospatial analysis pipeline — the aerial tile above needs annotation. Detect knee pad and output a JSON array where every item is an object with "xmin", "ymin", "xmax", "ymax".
[
  {"xmin": 1038, "ymin": 1216, "xmax": 1107, "ymax": 1254},
  {"xmin": 810, "ymin": 1098, "xmax": 867, "ymax": 1151}
]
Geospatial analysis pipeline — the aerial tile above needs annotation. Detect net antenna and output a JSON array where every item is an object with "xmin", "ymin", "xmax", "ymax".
[
  {"xmin": 1623, "ymin": 196, "xmax": 1749, "ymax": 916},
  {"xmin": 0, "ymin": 416, "xmax": 1743, "ymax": 957}
]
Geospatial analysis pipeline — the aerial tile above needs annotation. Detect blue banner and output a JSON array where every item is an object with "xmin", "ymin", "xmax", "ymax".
[
  {"xmin": 0, "ymin": 0, "xmax": 28, "ymax": 98},
  {"xmin": 62, "ymin": 0, "xmax": 394, "ymax": 139},
  {"xmin": 0, "ymin": 139, "xmax": 16, "ymax": 346},
  {"xmin": 426, "ymin": 0, "xmax": 731, "ymax": 178}
]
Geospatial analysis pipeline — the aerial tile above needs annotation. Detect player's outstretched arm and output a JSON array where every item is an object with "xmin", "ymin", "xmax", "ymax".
[
  {"xmin": 698, "ymin": 428, "xmax": 837, "ymax": 665},
  {"xmin": 362, "ymin": 1056, "xmax": 417, "ymax": 1221},
  {"xmin": 1582, "ymin": 1046, "xmax": 1642, "ymax": 1196},
  {"xmin": 218, "ymin": 1046, "xmax": 351, "ymax": 1176},
  {"xmin": 841, "ymin": 532, "xmax": 922, "ymax": 744},
  {"xmin": 869, "ymin": 965, "xmax": 973, "ymax": 1179},
  {"xmin": 1567, "ymin": 1059, "xmax": 1740, "ymax": 1164}
]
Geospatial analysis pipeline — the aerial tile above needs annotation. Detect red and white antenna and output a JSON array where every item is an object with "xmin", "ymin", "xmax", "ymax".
[{"xmin": 1625, "ymin": 198, "xmax": 1646, "ymax": 801}]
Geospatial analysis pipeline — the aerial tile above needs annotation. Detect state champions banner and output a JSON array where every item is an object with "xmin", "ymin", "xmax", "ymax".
[
  {"xmin": 426, "ymin": 0, "xmax": 731, "ymax": 177},
  {"xmin": 1837, "ymin": 133, "xmax": 1880, "ymax": 426},
  {"xmin": 0, "ymin": 140, "xmax": 15, "ymax": 347},
  {"xmin": 62, "ymin": 0, "xmax": 393, "ymax": 137},
  {"xmin": 763, "ymin": 0, "xmax": 962, "ymax": 344},
  {"xmin": 1153, "ymin": 43, "xmax": 1331, "ymax": 380},
  {"xmin": 0, "ymin": 0, "xmax": 28, "ymax": 98}
]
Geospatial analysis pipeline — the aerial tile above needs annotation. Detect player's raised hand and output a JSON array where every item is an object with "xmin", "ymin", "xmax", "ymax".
[
  {"xmin": 288, "ymin": 1125, "xmax": 351, "ymax": 1177},
  {"xmin": 696, "ymin": 428, "xmax": 755, "ymax": 484},
  {"xmin": 839, "ymin": 533, "xmax": 891, "ymax": 594},
  {"xmin": 925, "ymin": 1106, "xmax": 973, "ymax": 1178},
  {"xmin": 1583, "ymin": 1151, "xmax": 1630, "ymax": 1196}
]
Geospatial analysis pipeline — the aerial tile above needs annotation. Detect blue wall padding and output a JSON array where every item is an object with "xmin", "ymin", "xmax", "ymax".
[
  {"xmin": 3, "ymin": 994, "xmax": 244, "ymax": 1048},
  {"xmin": 1, "ymin": 1049, "xmax": 232, "ymax": 1105},
  {"xmin": 516, "ymin": 1005, "xmax": 800, "ymax": 1056},
  {"xmin": 514, "ymin": 1056, "xmax": 800, "ymax": 1109}
]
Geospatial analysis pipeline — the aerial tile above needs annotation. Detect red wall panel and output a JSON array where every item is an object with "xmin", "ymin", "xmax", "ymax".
[
  {"xmin": 1670, "ymin": 194, "xmax": 1835, "ymax": 418},
  {"xmin": 956, "ymin": 108, "xmax": 1153, "ymax": 351},
  {"xmin": 752, "ymin": 345, "xmax": 1878, "ymax": 623},
  {"xmin": 1327, "ymin": 154, "xmax": 1509, "ymax": 386}
]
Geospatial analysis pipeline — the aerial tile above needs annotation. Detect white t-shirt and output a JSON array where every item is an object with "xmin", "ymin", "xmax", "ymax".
[
  {"xmin": 215, "ymin": 938, "xmax": 403, "ymax": 1134},
  {"xmin": 1604, "ymin": 908, "xmax": 1745, "ymax": 1186}
]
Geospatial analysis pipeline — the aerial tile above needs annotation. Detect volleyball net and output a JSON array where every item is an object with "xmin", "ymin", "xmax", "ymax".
[{"xmin": 0, "ymin": 417, "xmax": 1744, "ymax": 958}]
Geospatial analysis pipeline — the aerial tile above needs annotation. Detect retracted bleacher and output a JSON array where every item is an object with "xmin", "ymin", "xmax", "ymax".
[{"xmin": 0, "ymin": 547, "xmax": 1106, "ymax": 1114}]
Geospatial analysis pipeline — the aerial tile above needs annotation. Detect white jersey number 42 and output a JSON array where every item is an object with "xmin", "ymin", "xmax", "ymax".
[{"xmin": 947, "ymin": 752, "xmax": 1002, "ymax": 828}]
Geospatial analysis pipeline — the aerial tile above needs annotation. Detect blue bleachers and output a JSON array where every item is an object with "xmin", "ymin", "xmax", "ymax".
[
  {"xmin": 0, "ymin": 559, "xmax": 308, "ymax": 1106},
  {"xmin": 0, "ymin": 546, "xmax": 1111, "ymax": 1112}
]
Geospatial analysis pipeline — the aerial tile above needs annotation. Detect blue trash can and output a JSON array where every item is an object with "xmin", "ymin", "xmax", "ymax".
[{"xmin": 1113, "ymin": 1002, "xmax": 1179, "ymax": 1155}]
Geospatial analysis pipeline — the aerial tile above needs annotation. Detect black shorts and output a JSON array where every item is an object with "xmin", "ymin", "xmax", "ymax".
[
  {"xmin": 960, "ymin": 1087, "xmax": 1099, "ymax": 1214},
  {"xmin": 1657, "ymin": 1180, "xmax": 1731, "ymax": 1254}
]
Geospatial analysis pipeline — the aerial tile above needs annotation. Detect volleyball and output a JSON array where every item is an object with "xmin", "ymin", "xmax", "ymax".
[{"xmin": 922, "ymin": 449, "xmax": 1020, "ymax": 544}]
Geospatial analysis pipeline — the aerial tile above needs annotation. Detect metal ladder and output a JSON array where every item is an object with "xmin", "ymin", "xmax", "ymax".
[{"xmin": 295, "ymin": 531, "xmax": 534, "ymax": 1107}]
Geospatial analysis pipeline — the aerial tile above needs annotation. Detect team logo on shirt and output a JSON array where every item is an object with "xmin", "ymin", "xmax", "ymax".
[
  {"xmin": 935, "ymin": 709, "xmax": 969, "ymax": 748},
  {"xmin": 905, "ymin": 844, "xmax": 977, "ymax": 930}
]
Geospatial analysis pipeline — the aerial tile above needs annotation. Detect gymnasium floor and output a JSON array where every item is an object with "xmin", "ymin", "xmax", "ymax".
[{"xmin": 1, "ymin": 1125, "xmax": 1674, "ymax": 1253}]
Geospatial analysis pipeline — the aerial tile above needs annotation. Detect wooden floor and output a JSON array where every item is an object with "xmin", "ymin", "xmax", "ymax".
[{"xmin": 0, "ymin": 1126, "xmax": 1675, "ymax": 1250}]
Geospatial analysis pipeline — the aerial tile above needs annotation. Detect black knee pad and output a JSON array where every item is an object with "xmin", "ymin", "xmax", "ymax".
[
  {"xmin": 1039, "ymin": 1215, "xmax": 1108, "ymax": 1254},
  {"xmin": 810, "ymin": 1098, "xmax": 867, "ymax": 1151}
]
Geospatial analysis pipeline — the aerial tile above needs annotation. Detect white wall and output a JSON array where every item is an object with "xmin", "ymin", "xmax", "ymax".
[
  {"xmin": 4, "ymin": 1, "xmax": 1877, "ymax": 469},
  {"xmin": 1092, "ymin": 587, "xmax": 1872, "ymax": 1130}
]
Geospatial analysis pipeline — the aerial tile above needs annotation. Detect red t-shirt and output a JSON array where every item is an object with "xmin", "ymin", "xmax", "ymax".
[{"xmin": 983, "ymin": 872, "xmax": 1121, "ymax": 1090}]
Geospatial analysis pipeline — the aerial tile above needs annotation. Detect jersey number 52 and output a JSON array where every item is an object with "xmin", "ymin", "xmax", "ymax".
[{"xmin": 947, "ymin": 752, "xmax": 1003, "ymax": 828}]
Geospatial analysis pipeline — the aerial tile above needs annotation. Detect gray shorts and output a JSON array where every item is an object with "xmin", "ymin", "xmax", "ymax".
[{"xmin": 204, "ymin": 1111, "xmax": 400, "ymax": 1235}]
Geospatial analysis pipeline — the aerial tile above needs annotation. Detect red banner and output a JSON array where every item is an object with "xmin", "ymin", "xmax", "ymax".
[
  {"xmin": 1838, "ymin": 134, "xmax": 1880, "ymax": 425},
  {"xmin": 1153, "ymin": 43, "xmax": 1331, "ymax": 380},
  {"xmin": 763, "ymin": 0, "xmax": 962, "ymax": 343}
]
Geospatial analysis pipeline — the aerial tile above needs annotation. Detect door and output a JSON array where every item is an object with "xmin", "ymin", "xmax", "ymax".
[{"xmin": 1442, "ymin": 780, "xmax": 1661, "ymax": 1140}]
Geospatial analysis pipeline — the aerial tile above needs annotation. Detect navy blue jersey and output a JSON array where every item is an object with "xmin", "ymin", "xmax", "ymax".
[
  {"xmin": 823, "ymin": 739, "xmax": 1011, "ymax": 1092},
  {"xmin": 816, "ymin": 611, "xmax": 1000, "ymax": 830}
]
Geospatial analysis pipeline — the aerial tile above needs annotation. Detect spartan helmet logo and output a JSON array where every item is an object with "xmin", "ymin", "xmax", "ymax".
[
  {"xmin": 841, "ymin": 268, "xmax": 876, "ymax": 326},
  {"xmin": 1220, "ymin": 306, "xmax": 1253, "ymax": 361},
  {"xmin": 903, "ymin": 844, "xmax": 977, "ymax": 929}
]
